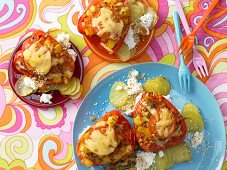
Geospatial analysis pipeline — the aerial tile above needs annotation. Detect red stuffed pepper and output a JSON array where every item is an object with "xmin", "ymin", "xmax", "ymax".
[
  {"xmin": 133, "ymin": 91, "xmax": 187, "ymax": 151},
  {"xmin": 76, "ymin": 110, "xmax": 136, "ymax": 167},
  {"xmin": 78, "ymin": 0, "xmax": 130, "ymax": 54}
]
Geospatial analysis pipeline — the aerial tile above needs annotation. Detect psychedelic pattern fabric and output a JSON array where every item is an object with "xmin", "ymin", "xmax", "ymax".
[{"xmin": 0, "ymin": 0, "xmax": 227, "ymax": 169}]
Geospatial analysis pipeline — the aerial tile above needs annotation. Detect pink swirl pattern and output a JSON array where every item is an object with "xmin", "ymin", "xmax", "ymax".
[
  {"xmin": 0, "ymin": 0, "xmax": 35, "ymax": 39},
  {"xmin": 206, "ymin": 74, "xmax": 227, "ymax": 125}
]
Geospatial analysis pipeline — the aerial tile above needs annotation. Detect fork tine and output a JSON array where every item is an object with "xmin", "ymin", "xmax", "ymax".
[
  {"xmin": 194, "ymin": 65, "xmax": 202, "ymax": 78},
  {"xmin": 199, "ymin": 66, "xmax": 206, "ymax": 77},
  {"xmin": 183, "ymin": 76, "xmax": 187, "ymax": 94},
  {"xmin": 178, "ymin": 38, "xmax": 186, "ymax": 51},
  {"xmin": 203, "ymin": 65, "xmax": 209, "ymax": 76},
  {"xmin": 179, "ymin": 75, "xmax": 183, "ymax": 92},
  {"xmin": 187, "ymin": 74, "xmax": 190, "ymax": 92}
]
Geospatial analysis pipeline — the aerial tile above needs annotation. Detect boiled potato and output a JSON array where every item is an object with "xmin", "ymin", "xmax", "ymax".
[
  {"xmin": 117, "ymin": 43, "xmax": 132, "ymax": 61},
  {"xmin": 182, "ymin": 103, "xmax": 204, "ymax": 132},
  {"xmin": 59, "ymin": 77, "xmax": 80, "ymax": 96},
  {"xmin": 109, "ymin": 81, "xmax": 129, "ymax": 108},
  {"xmin": 143, "ymin": 76, "xmax": 171, "ymax": 96},
  {"xmin": 130, "ymin": 3, "xmax": 144, "ymax": 23},
  {"xmin": 47, "ymin": 28, "xmax": 66, "ymax": 39},
  {"xmin": 15, "ymin": 76, "xmax": 35, "ymax": 96},
  {"xmin": 70, "ymin": 86, "xmax": 83, "ymax": 100}
]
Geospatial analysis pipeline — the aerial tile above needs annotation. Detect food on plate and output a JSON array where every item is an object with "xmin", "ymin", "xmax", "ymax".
[
  {"xmin": 143, "ymin": 76, "xmax": 171, "ymax": 96},
  {"xmin": 76, "ymin": 69, "xmax": 206, "ymax": 169},
  {"xmin": 109, "ymin": 70, "xmax": 143, "ymax": 115},
  {"xmin": 76, "ymin": 110, "xmax": 136, "ymax": 168},
  {"xmin": 117, "ymin": 0, "xmax": 158, "ymax": 61},
  {"xmin": 13, "ymin": 29, "xmax": 82, "ymax": 103},
  {"xmin": 78, "ymin": 0, "xmax": 130, "ymax": 54},
  {"xmin": 15, "ymin": 75, "xmax": 37, "ymax": 97},
  {"xmin": 150, "ymin": 143, "xmax": 191, "ymax": 170},
  {"xmin": 109, "ymin": 142, "xmax": 191, "ymax": 170},
  {"xmin": 109, "ymin": 81, "xmax": 136, "ymax": 113},
  {"xmin": 109, "ymin": 151, "xmax": 137, "ymax": 170},
  {"xmin": 133, "ymin": 91, "xmax": 187, "ymax": 151},
  {"xmin": 109, "ymin": 82, "xmax": 129, "ymax": 108},
  {"xmin": 77, "ymin": 0, "xmax": 158, "ymax": 61},
  {"xmin": 182, "ymin": 103, "xmax": 204, "ymax": 133}
]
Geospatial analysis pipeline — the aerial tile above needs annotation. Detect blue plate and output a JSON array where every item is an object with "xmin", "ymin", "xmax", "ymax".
[{"xmin": 73, "ymin": 63, "xmax": 226, "ymax": 170}]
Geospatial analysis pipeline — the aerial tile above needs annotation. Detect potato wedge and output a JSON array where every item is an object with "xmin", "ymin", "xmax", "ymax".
[{"xmin": 47, "ymin": 28, "xmax": 66, "ymax": 39}]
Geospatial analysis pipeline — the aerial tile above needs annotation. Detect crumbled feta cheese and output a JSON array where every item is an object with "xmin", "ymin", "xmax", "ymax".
[
  {"xmin": 140, "ymin": 12, "xmax": 153, "ymax": 35},
  {"xmin": 158, "ymin": 151, "xmax": 164, "ymax": 157},
  {"xmin": 136, "ymin": 150, "xmax": 156, "ymax": 170},
  {"xmin": 40, "ymin": 93, "xmax": 53, "ymax": 104},
  {"xmin": 116, "ymin": 85, "xmax": 123, "ymax": 91},
  {"xmin": 191, "ymin": 131, "xmax": 204, "ymax": 148},
  {"xmin": 24, "ymin": 77, "xmax": 38, "ymax": 90},
  {"xmin": 56, "ymin": 32, "xmax": 71, "ymax": 49},
  {"xmin": 125, "ymin": 70, "xmax": 143, "ymax": 95},
  {"xmin": 67, "ymin": 49, "xmax": 77, "ymax": 62},
  {"xmin": 131, "ymin": 70, "xmax": 139, "ymax": 77},
  {"xmin": 124, "ymin": 27, "xmax": 137, "ymax": 50}
]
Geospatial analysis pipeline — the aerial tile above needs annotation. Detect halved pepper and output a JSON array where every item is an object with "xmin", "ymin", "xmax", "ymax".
[
  {"xmin": 133, "ymin": 91, "xmax": 187, "ymax": 151},
  {"xmin": 77, "ymin": 0, "xmax": 130, "ymax": 54}
]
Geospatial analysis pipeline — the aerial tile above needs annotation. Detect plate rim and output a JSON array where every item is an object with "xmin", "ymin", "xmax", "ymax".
[
  {"xmin": 72, "ymin": 62, "xmax": 226, "ymax": 169},
  {"xmin": 8, "ymin": 36, "xmax": 84, "ymax": 108}
]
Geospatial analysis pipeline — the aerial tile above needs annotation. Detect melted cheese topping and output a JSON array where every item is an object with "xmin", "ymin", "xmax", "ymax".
[
  {"xmin": 23, "ymin": 42, "xmax": 51, "ymax": 75},
  {"xmin": 94, "ymin": 121, "xmax": 106, "ymax": 128},
  {"xmin": 84, "ymin": 127, "xmax": 117, "ymax": 156},
  {"xmin": 156, "ymin": 108, "xmax": 174, "ymax": 138},
  {"xmin": 92, "ymin": 8, "xmax": 124, "ymax": 39}
]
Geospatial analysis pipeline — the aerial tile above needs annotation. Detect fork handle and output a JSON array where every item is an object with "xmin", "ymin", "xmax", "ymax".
[
  {"xmin": 175, "ymin": 0, "xmax": 191, "ymax": 35},
  {"xmin": 173, "ymin": 11, "xmax": 185, "ymax": 64},
  {"xmin": 192, "ymin": 0, "xmax": 219, "ymax": 34},
  {"xmin": 173, "ymin": 12, "xmax": 182, "ymax": 47}
]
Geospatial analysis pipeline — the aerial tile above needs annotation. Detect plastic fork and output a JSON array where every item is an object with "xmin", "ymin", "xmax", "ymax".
[
  {"xmin": 175, "ymin": 0, "xmax": 209, "ymax": 77},
  {"xmin": 177, "ymin": 0, "xmax": 219, "ymax": 56},
  {"xmin": 173, "ymin": 11, "xmax": 191, "ymax": 93}
]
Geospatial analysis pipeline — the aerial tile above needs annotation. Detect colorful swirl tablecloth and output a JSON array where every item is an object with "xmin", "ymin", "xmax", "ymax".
[{"xmin": 0, "ymin": 0, "xmax": 227, "ymax": 169}]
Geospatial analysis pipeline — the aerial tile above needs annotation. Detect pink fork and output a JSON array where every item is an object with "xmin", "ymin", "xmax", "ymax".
[{"xmin": 175, "ymin": 0, "xmax": 209, "ymax": 77}]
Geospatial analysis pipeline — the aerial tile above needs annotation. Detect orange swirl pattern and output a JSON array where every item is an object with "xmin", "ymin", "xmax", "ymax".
[
  {"xmin": 38, "ymin": 135, "xmax": 75, "ymax": 169},
  {"xmin": 0, "ymin": 51, "xmax": 32, "ymax": 135}
]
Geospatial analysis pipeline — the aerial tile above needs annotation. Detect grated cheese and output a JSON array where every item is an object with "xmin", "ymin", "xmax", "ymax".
[
  {"xmin": 116, "ymin": 85, "xmax": 123, "ymax": 91},
  {"xmin": 191, "ymin": 131, "xmax": 204, "ymax": 148},
  {"xmin": 158, "ymin": 151, "xmax": 164, "ymax": 157},
  {"xmin": 136, "ymin": 150, "xmax": 156, "ymax": 170}
]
